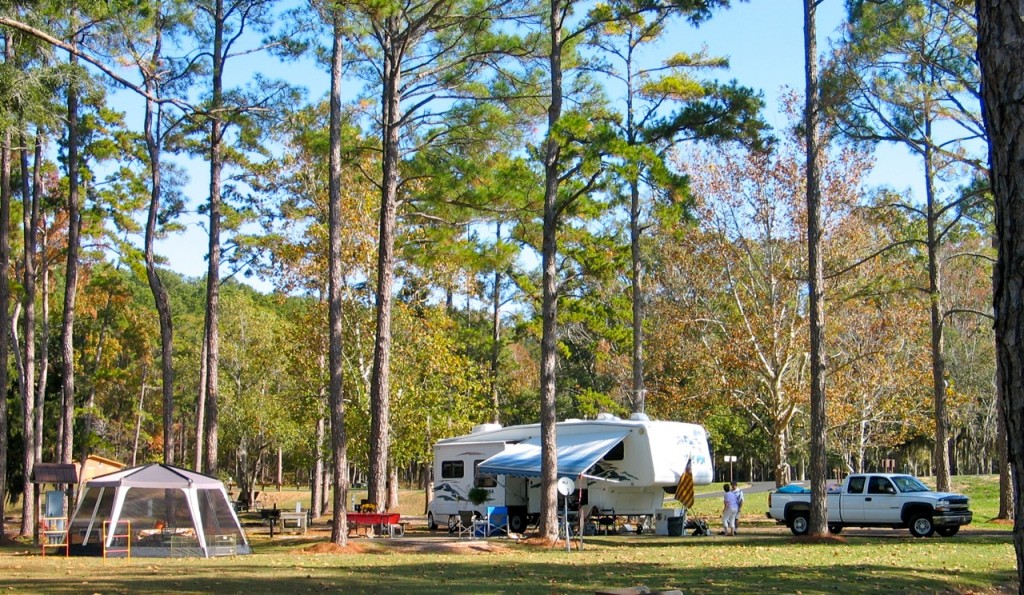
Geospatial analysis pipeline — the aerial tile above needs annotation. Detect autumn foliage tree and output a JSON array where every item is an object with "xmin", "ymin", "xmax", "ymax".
[{"xmin": 660, "ymin": 111, "xmax": 872, "ymax": 485}]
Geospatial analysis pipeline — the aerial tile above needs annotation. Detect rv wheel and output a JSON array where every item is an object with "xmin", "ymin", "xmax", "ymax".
[
  {"xmin": 447, "ymin": 514, "xmax": 459, "ymax": 534},
  {"xmin": 427, "ymin": 512, "xmax": 438, "ymax": 531}
]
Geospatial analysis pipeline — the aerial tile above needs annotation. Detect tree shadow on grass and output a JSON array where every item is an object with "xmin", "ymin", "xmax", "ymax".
[
  {"xmin": 577, "ymin": 532, "xmax": 1014, "ymax": 550},
  {"xmin": 0, "ymin": 549, "xmax": 1016, "ymax": 594}
]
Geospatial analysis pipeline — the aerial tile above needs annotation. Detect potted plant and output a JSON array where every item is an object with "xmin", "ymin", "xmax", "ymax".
[{"xmin": 467, "ymin": 487, "xmax": 491, "ymax": 507}]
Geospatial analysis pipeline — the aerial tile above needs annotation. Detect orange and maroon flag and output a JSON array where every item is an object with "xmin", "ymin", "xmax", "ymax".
[{"xmin": 675, "ymin": 458, "xmax": 695, "ymax": 508}]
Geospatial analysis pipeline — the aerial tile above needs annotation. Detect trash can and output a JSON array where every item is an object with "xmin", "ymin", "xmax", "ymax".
[{"xmin": 667, "ymin": 516, "xmax": 685, "ymax": 536}]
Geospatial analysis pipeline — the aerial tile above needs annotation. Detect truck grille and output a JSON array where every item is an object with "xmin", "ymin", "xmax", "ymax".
[{"xmin": 946, "ymin": 497, "xmax": 969, "ymax": 511}]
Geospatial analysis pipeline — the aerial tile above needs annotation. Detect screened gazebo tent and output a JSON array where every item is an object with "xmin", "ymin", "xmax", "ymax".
[{"xmin": 68, "ymin": 463, "xmax": 251, "ymax": 557}]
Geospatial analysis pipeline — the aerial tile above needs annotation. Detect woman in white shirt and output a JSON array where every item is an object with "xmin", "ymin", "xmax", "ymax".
[{"xmin": 722, "ymin": 483, "xmax": 740, "ymax": 536}]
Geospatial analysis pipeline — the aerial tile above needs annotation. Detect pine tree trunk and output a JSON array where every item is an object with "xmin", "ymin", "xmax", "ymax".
[
  {"xmin": 538, "ymin": 0, "xmax": 564, "ymax": 542},
  {"xmin": 60, "ymin": 50, "xmax": 83, "ymax": 466},
  {"xmin": 924, "ymin": 129, "xmax": 952, "ymax": 492},
  {"xmin": 142, "ymin": 18, "xmax": 175, "ymax": 464},
  {"xmin": 803, "ymin": 0, "xmax": 828, "ymax": 538},
  {"xmin": 0, "ymin": 80, "xmax": 11, "ymax": 541},
  {"xmin": 36, "ymin": 211, "xmax": 50, "ymax": 468},
  {"xmin": 491, "ymin": 224, "xmax": 502, "ymax": 424},
  {"xmin": 18, "ymin": 133, "xmax": 38, "ymax": 538},
  {"xmin": 997, "ymin": 358, "xmax": 1013, "ymax": 519},
  {"xmin": 203, "ymin": 0, "xmax": 226, "ymax": 475},
  {"xmin": 977, "ymin": 0, "xmax": 1024, "ymax": 583},
  {"xmin": 327, "ymin": 10, "xmax": 349, "ymax": 546},
  {"xmin": 195, "ymin": 337, "xmax": 207, "ymax": 471},
  {"xmin": 388, "ymin": 467, "xmax": 399, "ymax": 512},
  {"xmin": 630, "ymin": 177, "xmax": 645, "ymax": 414},
  {"xmin": 35, "ymin": 200, "xmax": 49, "ymax": 473},
  {"xmin": 369, "ymin": 20, "xmax": 401, "ymax": 510},
  {"xmin": 312, "ymin": 415, "xmax": 325, "ymax": 518}
]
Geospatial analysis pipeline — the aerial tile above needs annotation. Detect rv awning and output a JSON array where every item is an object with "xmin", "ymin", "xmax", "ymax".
[{"xmin": 478, "ymin": 429, "xmax": 630, "ymax": 478}]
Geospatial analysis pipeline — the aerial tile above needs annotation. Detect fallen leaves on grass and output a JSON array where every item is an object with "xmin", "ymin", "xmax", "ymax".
[
  {"xmin": 790, "ymin": 534, "xmax": 847, "ymax": 544},
  {"xmin": 519, "ymin": 536, "xmax": 558, "ymax": 548}
]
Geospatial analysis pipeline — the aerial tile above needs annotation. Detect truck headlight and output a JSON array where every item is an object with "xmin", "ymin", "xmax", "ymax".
[{"xmin": 934, "ymin": 500, "xmax": 950, "ymax": 512}]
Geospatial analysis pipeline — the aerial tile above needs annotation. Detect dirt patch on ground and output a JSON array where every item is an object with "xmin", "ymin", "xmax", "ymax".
[
  {"xmin": 300, "ymin": 541, "xmax": 372, "ymax": 555},
  {"xmin": 519, "ymin": 536, "xmax": 561, "ymax": 548}
]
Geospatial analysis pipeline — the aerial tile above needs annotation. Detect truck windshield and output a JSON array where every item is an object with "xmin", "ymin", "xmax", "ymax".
[{"xmin": 892, "ymin": 476, "xmax": 930, "ymax": 493}]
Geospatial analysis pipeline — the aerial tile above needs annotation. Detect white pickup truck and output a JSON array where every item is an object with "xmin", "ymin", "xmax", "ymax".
[{"xmin": 766, "ymin": 473, "xmax": 973, "ymax": 537}]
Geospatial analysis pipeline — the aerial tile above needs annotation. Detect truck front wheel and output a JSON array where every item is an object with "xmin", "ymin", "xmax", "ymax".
[
  {"xmin": 789, "ymin": 513, "xmax": 809, "ymax": 536},
  {"xmin": 909, "ymin": 514, "xmax": 935, "ymax": 537},
  {"xmin": 936, "ymin": 526, "xmax": 960, "ymax": 537},
  {"xmin": 828, "ymin": 524, "xmax": 843, "ymax": 534}
]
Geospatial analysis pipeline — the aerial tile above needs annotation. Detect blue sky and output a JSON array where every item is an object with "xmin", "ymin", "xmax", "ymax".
[{"xmin": 149, "ymin": 0, "xmax": 926, "ymax": 285}]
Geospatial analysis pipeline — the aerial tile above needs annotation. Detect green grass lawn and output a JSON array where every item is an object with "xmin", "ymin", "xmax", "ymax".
[
  {"xmin": 0, "ymin": 475, "xmax": 1017, "ymax": 594},
  {"xmin": 0, "ymin": 531, "xmax": 1015, "ymax": 594}
]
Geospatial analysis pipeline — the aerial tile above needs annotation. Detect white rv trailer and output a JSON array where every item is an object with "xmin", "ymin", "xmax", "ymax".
[{"xmin": 425, "ymin": 413, "xmax": 714, "ymax": 533}]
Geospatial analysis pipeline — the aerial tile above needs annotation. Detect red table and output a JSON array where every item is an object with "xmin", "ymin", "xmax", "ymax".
[{"xmin": 347, "ymin": 513, "xmax": 403, "ymax": 537}]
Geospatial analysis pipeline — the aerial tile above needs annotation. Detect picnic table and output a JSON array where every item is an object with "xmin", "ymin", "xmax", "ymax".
[
  {"xmin": 347, "ymin": 512, "xmax": 404, "ymax": 538},
  {"xmin": 279, "ymin": 511, "xmax": 308, "ymax": 534}
]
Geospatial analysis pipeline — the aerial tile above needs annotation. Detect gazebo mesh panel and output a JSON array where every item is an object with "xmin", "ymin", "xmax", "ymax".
[
  {"xmin": 69, "ymin": 488, "xmax": 115, "ymax": 546},
  {"xmin": 197, "ymin": 489, "xmax": 246, "ymax": 550}
]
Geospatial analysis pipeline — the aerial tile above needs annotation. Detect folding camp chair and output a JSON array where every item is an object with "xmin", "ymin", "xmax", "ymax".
[
  {"xmin": 456, "ymin": 510, "xmax": 477, "ymax": 539},
  {"xmin": 483, "ymin": 506, "xmax": 510, "ymax": 537}
]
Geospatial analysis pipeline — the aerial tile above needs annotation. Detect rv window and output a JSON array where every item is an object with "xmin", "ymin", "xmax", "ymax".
[
  {"xmin": 441, "ymin": 460, "xmax": 464, "ymax": 479},
  {"xmin": 473, "ymin": 460, "xmax": 498, "ymax": 488},
  {"xmin": 603, "ymin": 441, "xmax": 624, "ymax": 461}
]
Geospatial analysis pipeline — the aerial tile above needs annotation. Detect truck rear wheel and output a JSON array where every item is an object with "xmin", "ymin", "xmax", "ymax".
[
  {"xmin": 789, "ymin": 513, "xmax": 809, "ymax": 536},
  {"xmin": 509, "ymin": 513, "xmax": 527, "ymax": 534},
  {"xmin": 909, "ymin": 514, "xmax": 934, "ymax": 537},
  {"xmin": 936, "ymin": 526, "xmax": 959, "ymax": 537}
]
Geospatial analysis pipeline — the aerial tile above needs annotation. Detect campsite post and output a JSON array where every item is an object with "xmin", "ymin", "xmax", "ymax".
[{"xmin": 723, "ymin": 456, "xmax": 737, "ymax": 483}]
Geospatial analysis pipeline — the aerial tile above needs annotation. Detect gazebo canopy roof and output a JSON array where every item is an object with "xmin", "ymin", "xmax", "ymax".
[{"xmin": 86, "ymin": 463, "xmax": 223, "ymax": 489}]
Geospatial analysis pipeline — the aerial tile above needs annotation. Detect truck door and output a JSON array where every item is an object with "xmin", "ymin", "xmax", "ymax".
[
  {"xmin": 865, "ymin": 476, "xmax": 902, "ymax": 523},
  {"xmin": 841, "ymin": 475, "xmax": 867, "ymax": 522}
]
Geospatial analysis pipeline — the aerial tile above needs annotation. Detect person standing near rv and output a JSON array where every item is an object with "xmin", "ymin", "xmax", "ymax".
[
  {"xmin": 730, "ymin": 481, "xmax": 744, "ymax": 534},
  {"xmin": 721, "ymin": 483, "xmax": 740, "ymax": 536}
]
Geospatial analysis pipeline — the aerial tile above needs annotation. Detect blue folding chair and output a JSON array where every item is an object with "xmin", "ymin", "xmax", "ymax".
[{"xmin": 482, "ymin": 506, "xmax": 510, "ymax": 537}]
